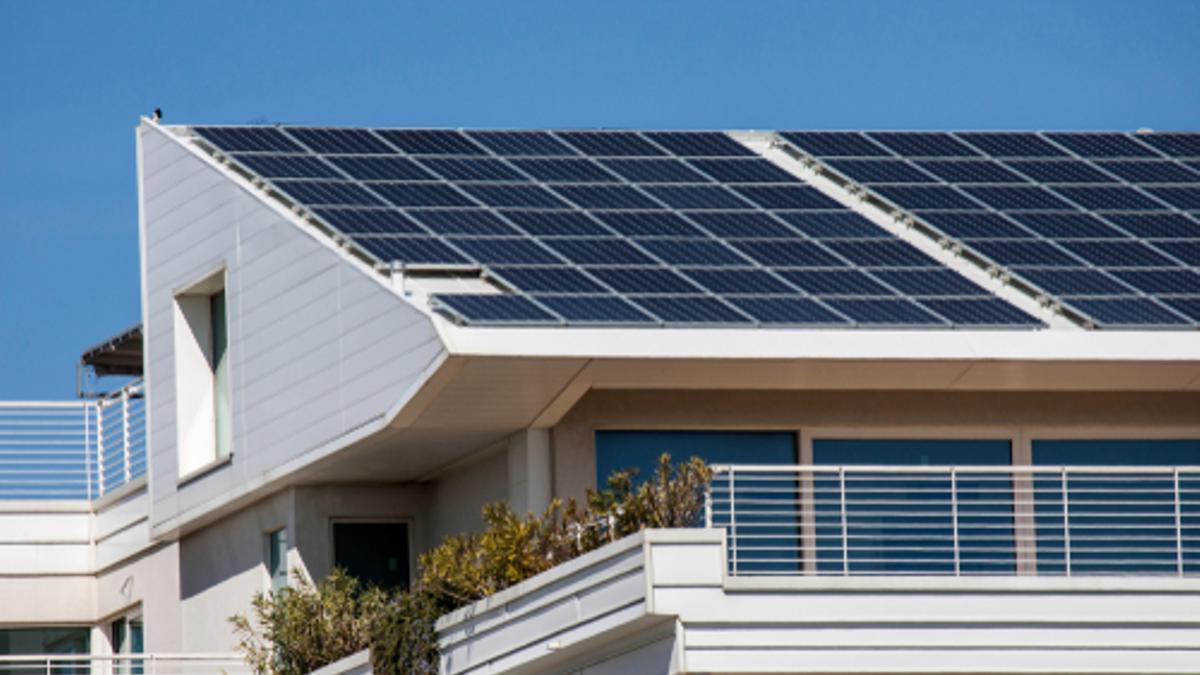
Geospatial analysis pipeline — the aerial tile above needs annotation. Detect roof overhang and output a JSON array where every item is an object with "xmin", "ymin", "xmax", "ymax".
[{"xmin": 79, "ymin": 324, "xmax": 143, "ymax": 377}]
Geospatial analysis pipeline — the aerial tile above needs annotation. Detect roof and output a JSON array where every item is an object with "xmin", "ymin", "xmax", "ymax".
[
  {"xmin": 184, "ymin": 126, "xmax": 1200, "ymax": 331},
  {"xmin": 79, "ymin": 324, "xmax": 143, "ymax": 377}
]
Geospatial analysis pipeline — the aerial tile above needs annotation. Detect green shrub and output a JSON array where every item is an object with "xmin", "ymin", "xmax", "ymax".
[{"xmin": 232, "ymin": 454, "xmax": 711, "ymax": 675}]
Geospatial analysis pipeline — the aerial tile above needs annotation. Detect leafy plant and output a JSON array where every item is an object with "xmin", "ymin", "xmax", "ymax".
[{"xmin": 232, "ymin": 454, "xmax": 711, "ymax": 675}]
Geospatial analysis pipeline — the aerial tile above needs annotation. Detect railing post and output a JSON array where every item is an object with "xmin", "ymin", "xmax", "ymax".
[
  {"xmin": 1175, "ymin": 468, "xmax": 1184, "ymax": 578},
  {"xmin": 839, "ymin": 467, "xmax": 849, "ymax": 576},
  {"xmin": 122, "ymin": 387, "xmax": 132, "ymax": 485},
  {"xmin": 96, "ymin": 401, "xmax": 106, "ymax": 497},
  {"xmin": 728, "ymin": 468, "xmax": 737, "ymax": 575},
  {"xmin": 704, "ymin": 477, "xmax": 712, "ymax": 529},
  {"xmin": 950, "ymin": 468, "xmax": 961, "ymax": 576},
  {"xmin": 1061, "ymin": 468, "xmax": 1072, "ymax": 577}
]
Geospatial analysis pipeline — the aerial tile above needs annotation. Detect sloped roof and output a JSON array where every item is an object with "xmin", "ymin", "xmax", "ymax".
[{"xmin": 186, "ymin": 126, "xmax": 1200, "ymax": 331}]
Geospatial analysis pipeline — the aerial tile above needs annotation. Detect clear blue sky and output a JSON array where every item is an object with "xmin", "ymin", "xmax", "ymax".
[{"xmin": 1, "ymin": 1, "xmax": 1198, "ymax": 398}]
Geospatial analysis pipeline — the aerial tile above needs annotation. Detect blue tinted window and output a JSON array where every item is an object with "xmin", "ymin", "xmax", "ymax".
[
  {"xmin": 813, "ymin": 439, "xmax": 1013, "ymax": 575},
  {"xmin": 1032, "ymin": 439, "xmax": 1200, "ymax": 575},
  {"xmin": 596, "ymin": 430, "xmax": 796, "ymax": 484}
]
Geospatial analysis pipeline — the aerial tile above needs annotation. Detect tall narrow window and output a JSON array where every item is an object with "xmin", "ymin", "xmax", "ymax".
[
  {"xmin": 174, "ymin": 271, "xmax": 232, "ymax": 477},
  {"xmin": 267, "ymin": 528, "xmax": 289, "ymax": 593}
]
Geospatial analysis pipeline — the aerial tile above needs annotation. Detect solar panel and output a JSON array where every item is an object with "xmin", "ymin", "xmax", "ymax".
[
  {"xmin": 500, "ymin": 210, "xmax": 611, "ymax": 237},
  {"xmin": 732, "ymin": 240, "xmax": 844, "ymax": 267},
  {"xmin": 641, "ymin": 132, "xmax": 756, "ymax": 157},
  {"xmin": 375, "ymin": 130, "xmax": 486, "ymax": 155},
  {"xmin": 285, "ymin": 128, "xmax": 395, "ymax": 154},
  {"xmin": 194, "ymin": 126, "xmax": 305, "ymax": 153},
  {"xmin": 869, "ymin": 269, "xmax": 990, "ymax": 296},
  {"xmin": 779, "ymin": 269, "xmax": 896, "ymax": 296},
  {"xmin": 644, "ymin": 185, "xmax": 753, "ymax": 210},
  {"xmin": 776, "ymin": 211, "xmax": 891, "ymax": 238},
  {"xmin": 1112, "ymin": 269, "xmax": 1200, "ymax": 294},
  {"xmin": 1017, "ymin": 268, "xmax": 1133, "ymax": 296},
  {"xmin": 1155, "ymin": 241, "xmax": 1200, "ymax": 265},
  {"xmin": 1003, "ymin": 160, "xmax": 1116, "ymax": 184},
  {"xmin": 823, "ymin": 240, "xmax": 937, "ymax": 267},
  {"xmin": 824, "ymin": 298, "xmax": 946, "ymax": 326},
  {"xmin": 541, "ymin": 238, "xmax": 656, "ymax": 266},
  {"xmin": 954, "ymin": 133, "xmax": 1067, "ymax": 158},
  {"xmin": 867, "ymin": 133, "xmax": 982, "ymax": 158},
  {"xmin": 490, "ymin": 267, "xmax": 607, "ymax": 294},
  {"xmin": 733, "ymin": 185, "xmax": 844, "ymax": 210},
  {"xmin": 1006, "ymin": 213, "xmax": 1125, "ymax": 239},
  {"xmin": 969, "ymin": 240, "xmax": 1081, "ymax": 267},
  {"xmin": 638, "ymin": 239, "xmax": 749, "ymax": 266},
  {"xmin": 921, "ymin": 298, "xmax": 1041, "ymax": 326},
  {"xmin": 417, "ymin": 158, "xmax": 528, "ymax": 181},
  {"xmin": 600, "ymin": 159, "xmax": 710, "ymax": 183},
  {"xmin": 409, "ymin": 209, "xmax": 519, "ymax": 236},
  {"xmin": 727, "ymin": 297, "xmax": 849, "ymax": 325},
  {"xmin": 556, "ymin": 131, "xmax": 665, "ymax": 157},
  {"xmin": 1162, "ymin": 298, "xmax": 1200, "ymax": 320},
  {"xmin": 274, "ymin": 180, "xmax": 385, "ymax": 206},
  {"xmin": 436, "ymin": 294, "xmax": 559, "ymax": 323},
  {"xmin": 511, "ymin": 159, "xmax": 618, "ymax": 183},
  {"xmin": 591, "ymin": 211, "xmax": 706, "ymax": 238},
  {"xmin": 1094, "ymin": 161, "xmax": 1200, "ymax": 183},
  {"xmin": 872, "ymin": 185, "xmax": 981, "ymax": 210},
  {"xmin": 686, "ymin": 212, "xmax": 798, "ymax": 238},
  {"xmin": 449, "ymin": 237, "xmax": 561, "ymax": 265},
  {"xmin": 961, "ymin": 186, "xmax": 1076, "ymax": 210},
  {"xmin": 914, "ymin": 160, "xmax": 1028, "ymax": 184},
  {"xmin": 629, "ymin": 296, "xmax": 750, "ymax": 323},
  {"xmin": 465, "ymin": 131, "xmax": 577, "ymax": 156},
  {"xmin": 1101, "ymin": 213, "xmax": 1199, "ymax": 238},
  {"xmin": 687, "ymin": 158, "xmax": 800, "ymax": 183},
  {"xmin": 781, "ymin": 132, "xmax": 892, "ymax": 157},
  {"xmin": 536, "ymin": 295, "xmax": 655, "ymax": 323},
  {"xmin": 1134, "ymin": 134, "xmax": 1200, "ymax": 158},
  {"xmin": 314, "ymin": 208, "xmax": 426, "ymax": 235},
  {"xmin": 460, "ymin": 184, "xmax": 570, "ymax": 209},
  {"xmin": 585, "ymin": 267, "xmax": 704, "ymax": 294},
  {"xmin": 552, "ymin": 185, "xmax": 662, "ymax": 209},
  {"xmin": 370, "ymin": 183, "xmax": 474, "ymax": 207},
  {"xmin": 1044, "ymin": 133, "xmax": 1159, "ymax": 158},
  {"xmin": 329, "ymin": 156, "xmax": 439, "ymax": 181},
  {"xmin": 1143, "ymin": 187, "xmax": 1200, "ymax": 210},
  {"xmin": 1050, "ymin": 186, "xmax": 1166, "ymax": 211},
  {"xmin": 354, "ymin": 237, "xmax": 469, "ymax": 265},
  {"xmin": 917, "ymin": 212, "xmax": 1033, "ymax": 239},
  {"xmin": 825, "ymin": 160, "xmax": 936, "ymax": 184},
  {"xmin": 1057, "ymin": 241, "xmax": 1178, "ymax": 268},
  {"xmin": 683, "ymin": 269, "xmax": 795, "ymax": 294},
  {"xmin": 233, "ymin": 154, "xmax": 341, "ymax": 179},
  {"xmin": 1065, "ymin": 298, "xmax": 1189, "ymax": 326}
]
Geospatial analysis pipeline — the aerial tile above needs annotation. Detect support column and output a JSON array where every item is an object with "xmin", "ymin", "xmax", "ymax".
[{"xmin": 508, "ymin": 429, "xmax": 553, "ymax": 515}]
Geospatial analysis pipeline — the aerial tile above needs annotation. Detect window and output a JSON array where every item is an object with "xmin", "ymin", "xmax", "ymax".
[
  {"xmin": 1032, "ymin": 439, "xmax": 1200, "ymax": 575},
  {"xmin": 111, "ymin": 613, "xmax": 144, "ymax": 674},
  {"xmin": 812, "ymin": 439, "xmax": 1014, "ymax": 574},
  {"xmin": 267, "ymin": 528, "xmax": 288, "ymax": 593},
  {"xmin": 333, "ymin": 522, "xmax": 411, "ymax": 590},
  {"xmin": 174, "ymin": 271, "xmax": 232, "ymax": 477},
  {"xmin": 0, "ymin": 627, "xmax": 90, "ymax": 674}
]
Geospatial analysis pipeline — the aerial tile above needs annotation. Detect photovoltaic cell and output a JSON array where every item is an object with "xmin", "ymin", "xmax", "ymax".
[
  {"xmin": 920, "ymin": 298, "xmax": 1040, "ymax": 326},
  {"xmin": 685, "ymin": 212, "xmax": 797, "ymax": 238},
  {"xmin": 449, "ymin": 237, "xmax": 562, "ymax": 265},
  {"xmin": 436, "ymin": 294, "xmax": 558, "ymax": 323},
  {"xmin": 781, "ymin": 132, "xmax": 892, "ymax": 157},
  {"xmin": 630, "ymin": 296, "xmax": 750, "ymax": 324},
  {"xmin": 960, "ymin": 186, "xmax": 1077, "ymax": 211},
  {"xmin": 375, "ymin": 130, "xmax": 486, "ymax": 155},
  {"xmin": 871, "ymin": 185, "xmax": 981, "ymax": 210},
  {"xmin": 638, "ymin": 239, "xmax": 749, "ymax": 266},
  {"xmin": 1017, "ymin": 269, "xmax": 1133, "ymax": 296},
  {"xmin": 551, "ymin": 185, "xmax": 662, "ymax": 210},
  {"xmin": 417, "ymin": 158, "xmax": 528, "ymax": 181},
  {"xmin": 592, "ymin": 211, "xmax": 706, "ymax": 238},
  {"xmin": 1155, "ymin": 241, "xmax": 1200, "ymax": 265},
  {"xmin": 536, "ymin": 295, "xmax": 656, "ymax": 323},
  {"xmin": 409, "ymin": 209, "xmax": 519, "ymax": 236},
  {"xmin": 233, "ymin": 154, "xmax": 341, "ymax": 179},
  {"xmin": 1044, "ymin": 133, "xmax": 1159, "ymax": 158},
  {"xmin": 1101, "ymin": 213, "xmax": 1199, "ymax": 239},
  {"xmin": 370, "ymin": 183, "xmax": 474, "ymax": 207},
  {"xmin": 500, "ymin": 210, "xmax": 611, "ymax": 237},
  {"xmin": 1111, "ymin": 270, "xmax": 1200, "ymax": 294},
  {"xmin": 541, "ymin": 238, "xmax": 657, "ymax": 266},
  {"xmin": 1050, "ymin": 186, "xmax": 1167, "ymax": 211},
  {"xmin": 329, "ymin": 156, "xmax": 438, "ymax": 181},
  {"xmin": 465, "ymin": 131, "xmax": 578, "ymax": 156},
  {"xmin": 490, "ymin": 267, "xmax": 607, "ymax": 294},
  {"xmin": 823, "ymin": 298, "xmax": 945, "ymax": 325},
  {"xmin": 969, "ymin": 240, "xmax": 1082, "ymax": 267},
  {"xmin": 1057, "ymin": 241, "xmax": 1178, "ymax": 268},
  {"xmin": 194, "ymin": 126, "xmax": 305, "ymax": 153},
  {"xmin": 916, "ymin": 212, "xmax": 1033, "ymax": 239},
  {"xmin": 867, "ymin": 133, "xmax": 981, "ymax": 158},
  {"xmin": 460, "ymin": 184, "xmax": 570, "ymax": 209},
  {"xmin": 643, "ymin": 185, "xmax": 753, "ymax": 210},
  {"xmin": 355, "ymin": 237, "xmax": 469, "ymax": 265},
  {"xmin": 285, "ymin": 128, "xmax": 395, "ymax": 155},
  {"xmin": 954, "ymin": 133, "xmax": 1067, "ymax": 158},
  {"xmin": 687, "ymin": 159, "xmax": 800, "ymax": 183},
  {"xmin": 1065, "ymin": 298, "xmax": 1190, "ymax": 326},
  {"xmin": 641, "ymin": 132, "xmax": 756, "ymax": 157},
  {"xmin": 1094, "ymin": 161, "xmax": 1200, "ymax": 184},
  {"xmin": 273, "ymin": 180, "xmax": 385, "ymax": 206},
  {"xmin": 779, "ymin": 270, "xmax": 895, "ymax": 296},
  {"xmin": 727, "ymin": 297, "xmax": 849, "ymax": 325},
  {"xmin": 313, "ymin": 208, "xmax": 425, "ymax": 235},
  {"xmin": 869, "ymin": 269, "xmax": 991, "ymax": 296},
  {"xmin": 584, "ymin": 267, "xmax": 704, "ymax": 294},
  {"xmin": 823, "ymin": 240, "xmax": 937, "ymax": 267},
  {"xmin": 1162, "ymin": 298, "xmax": 1200, "ymax": 321},
  {"xmin": 776, "ymin": 212, "xmax": 891, "ymax": 238},
  {"xmin": 683, "ymin": 269, "xmax": 794, "ymax": 294},
  {"xmin": 1134, "ymin": 134, "xmax": 1200, "ymax": 158},
  {"xmin": 733, "ymin": 185, "xmax": 843, "ymax": 210},
  {"xmin": 556, "ymin": 131, "xmax": 665, "ymax": 157},
  {"xmin": 914, "ymin": 160, "xmax": 1028, "ymax": 184},
  {"xmin": 1003, "ymin": 160, "xmax": 1116, "ymax": 184},
  {"xmin": 732, "ymin": 240, "xmax": 844, "ymax": 267},
  {"xmin": 1006, "ymin": 213, "xmax": 1125, "ymax": 239},
  {"xmin": 600, "ymin": 159, "xmax": 709, "ymax": 183},
  {"xmin": 1143, "ymin": 187, "xmax": 1200, "ymax": 210},
  {"xmin": 510, "ymin": 159, "xmax": 618, "ymax": 183}
]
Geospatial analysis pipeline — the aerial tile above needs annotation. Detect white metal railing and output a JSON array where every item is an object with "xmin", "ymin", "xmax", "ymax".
[
  {"xmin": 705, "ymin": 464, "xmax": 1200, "ymax": 577},
  {"xmin": 0, "ymin": 380, "xmax": 146, "ymax": 501},
  {"xmin": 0, "ymin": 653, "xmax": 248, "ymax": 674}
]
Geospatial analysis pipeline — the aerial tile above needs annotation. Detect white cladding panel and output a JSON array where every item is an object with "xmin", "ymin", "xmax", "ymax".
[{"xmin": 138, "ymin": 124, "xmax": 444, "ymax": 534}]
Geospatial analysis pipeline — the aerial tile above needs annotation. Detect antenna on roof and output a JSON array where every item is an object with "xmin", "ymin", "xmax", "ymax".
[{"xmin": 152, "ymin": 108, "xmax": 162, "ymax": 122}]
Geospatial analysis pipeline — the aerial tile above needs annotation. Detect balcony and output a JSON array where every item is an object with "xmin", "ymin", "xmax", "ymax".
[
  {"xmin": 706, "ymin": 464, "xmax": 1200, "ymax": 577},
  {"xmin": 0, "ymin": 380, "xmax": 145, "ymax": 501}
]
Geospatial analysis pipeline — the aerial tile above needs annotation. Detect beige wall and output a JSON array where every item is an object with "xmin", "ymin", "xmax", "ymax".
[
  {"xmin": 552, "ymin": 389, "xmax": 1200, "ymax": 503},
  {"xmin": 427, "ymin": 442, "xmax": 509, "ymax": 545}
]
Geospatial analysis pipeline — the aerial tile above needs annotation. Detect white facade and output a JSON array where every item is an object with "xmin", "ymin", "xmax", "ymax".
[{"xmin": 0, "ymin": 120, "xmax": 1198, "ymax": 673}]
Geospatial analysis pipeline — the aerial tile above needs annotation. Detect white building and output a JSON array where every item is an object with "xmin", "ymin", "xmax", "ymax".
[{"xmin": 1, "ymin": 121, "xmax": 1198, "ymax": 674}]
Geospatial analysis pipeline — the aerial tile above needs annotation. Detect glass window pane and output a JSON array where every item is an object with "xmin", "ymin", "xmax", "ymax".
[
  {"xmin": 210, "ymin": 290, "xmax": 232, "ymax": 460},
  {"xmin": 333, "ymin": 522, "xmax": 411, "ymax": 590},
  {"xmin": 268, "ymin": 528, "xmax": 288, "ymax": 593}
]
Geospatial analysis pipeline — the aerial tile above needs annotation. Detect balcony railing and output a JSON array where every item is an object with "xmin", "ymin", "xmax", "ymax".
[
  {"xmin": 0, "ymin": 380, "xmax": 146, "ymax": 501},
  {"xmin": 706, "ymin": 464, "xmax": 1200, "ymax": 577},
  {"xmin": 0, "ymin": 653, "xmax": 247, "ymax": 674}
]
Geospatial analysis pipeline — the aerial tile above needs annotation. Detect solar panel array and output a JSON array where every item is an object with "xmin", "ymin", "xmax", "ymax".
[
  {"xmin": 781, "ymin": 131, "xmax": 1200, "ymax": 328},
  {"xmin": 193, "ymin": 126, "xmax": 1042, "ymax": 329}
]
